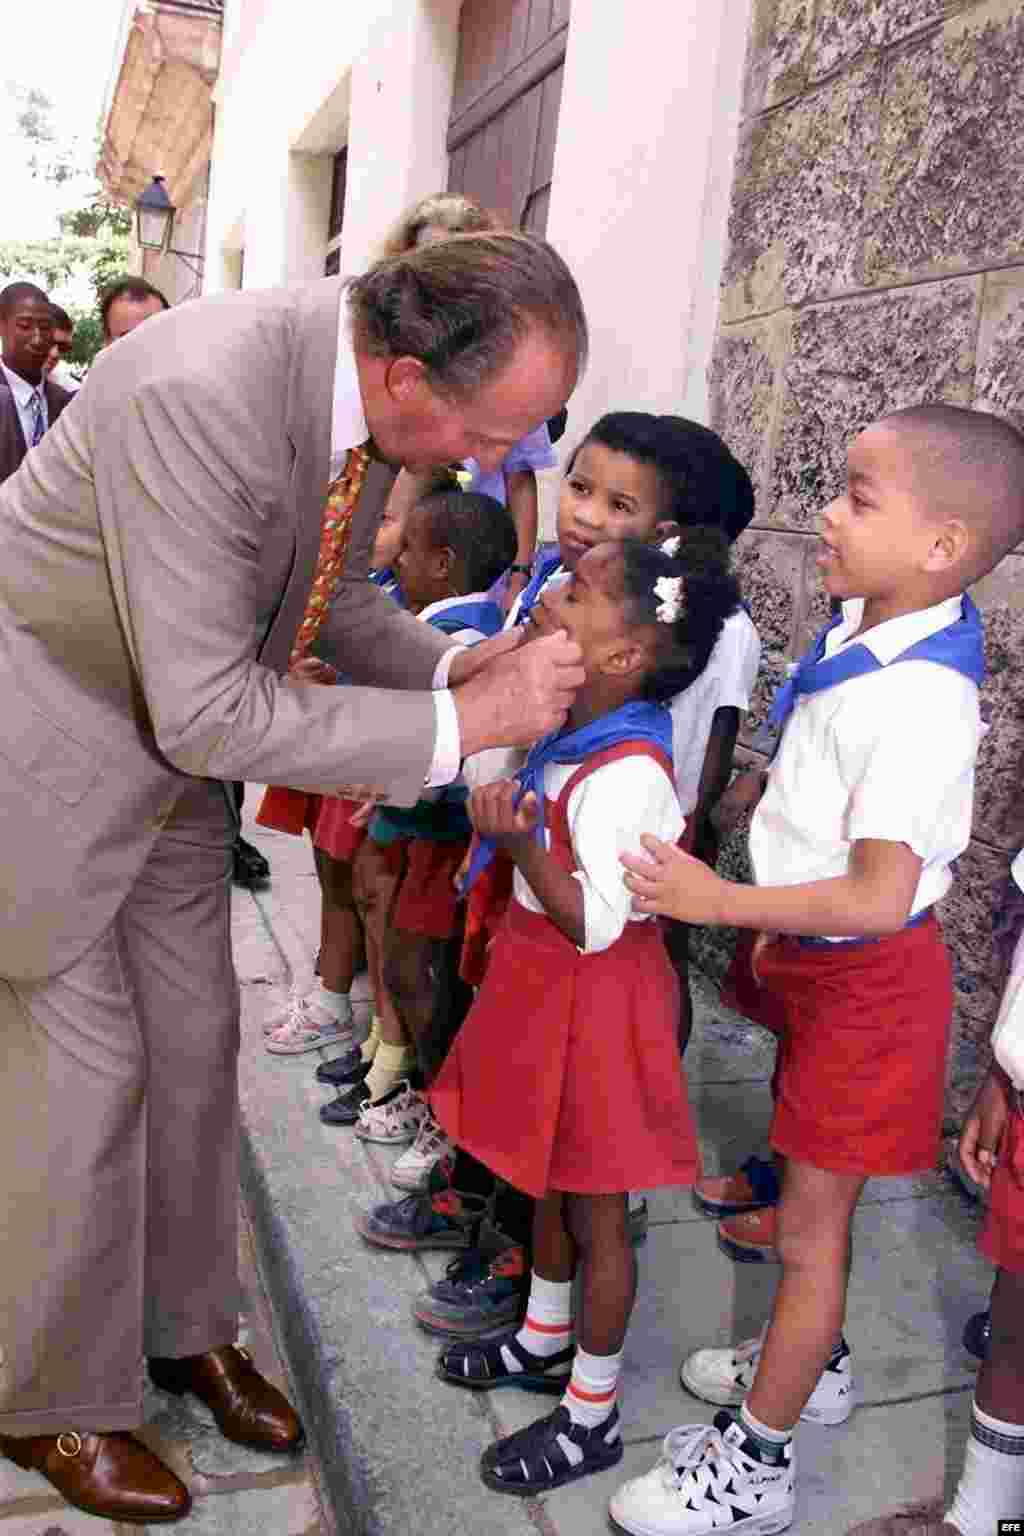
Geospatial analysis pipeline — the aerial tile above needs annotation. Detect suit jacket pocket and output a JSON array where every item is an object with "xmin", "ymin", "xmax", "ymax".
[{"xmin": 0, "ymin": 689, "xmax": 100, "ymax": 806}]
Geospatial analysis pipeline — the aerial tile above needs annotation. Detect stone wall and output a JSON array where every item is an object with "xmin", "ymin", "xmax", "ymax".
[{"xmin": 703, "ymin": 0, "xmax": 1024, "ymax": 1128}]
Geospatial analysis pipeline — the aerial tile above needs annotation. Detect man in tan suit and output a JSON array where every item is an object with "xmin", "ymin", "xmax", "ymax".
[{"xmin": 0, "ymin": 233, "xmax": 587, "ymax": 1522}]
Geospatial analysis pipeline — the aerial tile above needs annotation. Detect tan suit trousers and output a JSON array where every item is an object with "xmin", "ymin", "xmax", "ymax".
[{"xmin": 0, "ymin": 779, "xmax": 241, "ymax": 1434}]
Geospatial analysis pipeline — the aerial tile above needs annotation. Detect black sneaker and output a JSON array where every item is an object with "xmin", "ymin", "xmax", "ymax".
[
  {"xmin": 963, "ymin": 1309, "xmax": 991, "ymax": 1362},
  {"xmin": 413, "ymin": 1244, "xmax": 529, "ymax": 1338},
  {"xmin": 315, "ymin": 1051, "xmax": 370, "ymax": 1088},
  {"xmin": 319, "ymin": 1083, "xmax": 365, "ymax": 1125},
  {"xmin": 355, "ymin": 1185, "xmax": 491, "ymax": 1251},
  {"xmin": 481, "ymin": 1404, "xmax": 623, "ymax": 1496},
  {"xmin": 232, "ymin": 835, "xmax": 270, "ymax": 888}
]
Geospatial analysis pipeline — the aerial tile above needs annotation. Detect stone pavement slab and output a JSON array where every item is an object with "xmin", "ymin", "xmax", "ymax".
[{"xmin": 235, "ymin": 809, "xmax": 997, "ymax": 1536}]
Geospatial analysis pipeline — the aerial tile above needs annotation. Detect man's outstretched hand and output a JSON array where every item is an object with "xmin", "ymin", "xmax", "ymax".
[{"xmin": 450, "ymin": 629, "xmax": 585, "ymax": 757}]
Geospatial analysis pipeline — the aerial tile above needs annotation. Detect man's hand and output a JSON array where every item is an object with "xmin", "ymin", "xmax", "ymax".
[
  {"xmin": 452, "ymin": 630, "xmax": 585, "ymax": 758},
  {"xmin": 959, "ymin": 1067, "xmax": 1010, "ymax": 1190},
  {"xmin": 468, "ymin": 780, "xmax": 540, "ymax": 849},
  {"xmin": 621, "ymin": 835, "xmax": 727, "ymax": 925}
]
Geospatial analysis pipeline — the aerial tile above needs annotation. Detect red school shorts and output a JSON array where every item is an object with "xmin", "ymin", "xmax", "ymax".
[
  {"xmin": 391, "ymin": 838, "xmax": 470, "ymax": 941},
  {"xmin": 979, "ymin": 1103, "xmax": 1024, "ymax": 1274},
  {"xmin": 756, "ymin": 914, "xmax": 952, "ymax": 1177}
]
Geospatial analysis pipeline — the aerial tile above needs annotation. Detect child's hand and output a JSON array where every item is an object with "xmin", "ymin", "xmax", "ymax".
[
  {"xmin": 959, "ymin": 1067, "xmax": 1010, "ymax": 1190},
  {"xmin": 711, "ymin": 768, "xmax": 766, "ymax": 838},
  {"xmin": 750, "ymin": 930, "xmax": 779, "ymax": 982},
  {"xmin": 455, "ymin": 841, "xmax": 475, "ymax": 891},
  {"xmin": 348, "ymin": 800, "xmax": 376, "ymax": 830},
  {"xmin": 289, "ymin": 657, "xmax": 338, "ymax": 686},
  {"xmin": 622, "ymin": 835, "xmax": 725, "ymax": 924},
  {"xmin": 468, "ymin": 780, "xmax": 540, "ymax": 848}
]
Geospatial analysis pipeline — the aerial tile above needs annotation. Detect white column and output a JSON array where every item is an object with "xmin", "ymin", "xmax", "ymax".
[
  {"xmin": 341, "ymin": 0, "xmax": 461, "ymax": 275},
  {"xmin": 545, "ymin": 0, "xmax": 753, "ymax": 434}
]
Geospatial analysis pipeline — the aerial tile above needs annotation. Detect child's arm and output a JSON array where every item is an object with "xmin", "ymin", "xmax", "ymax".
[
  {"xmin": 623, "ymin": 835, "xmax": 922, "ymax": 937},
  {"xmin": 692, "ymin": 705, "xmax": 740, "ymax": 862},
  {"xmin": 959, "ymin": 1064, "xmax": 1011, "ymax": 1191},
  {"xmin": 503, "ymin": 469, "xmax": 540, "ymax": 614},
  {"xmin": 469, "ymin": 779, "xmax": 585, "ymax": 947}
]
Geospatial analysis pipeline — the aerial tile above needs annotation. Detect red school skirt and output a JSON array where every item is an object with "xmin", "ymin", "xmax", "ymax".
[
  {"xmin": 754, "ymin": 914, "xmax": 952, "ymax": 1176},
  {"xmin": 430, "ymin": 899, "xmax": 699, "ymax": 1199},
  {"xmin": 979, "ymin": 1102, "xmax": 1024, "ymax": 1274}
]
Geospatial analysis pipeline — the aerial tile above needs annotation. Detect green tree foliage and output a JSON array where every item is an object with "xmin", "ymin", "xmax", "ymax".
[{"xmin": 3, "ymin": 83, "xmax": 135, "ymax": 370}]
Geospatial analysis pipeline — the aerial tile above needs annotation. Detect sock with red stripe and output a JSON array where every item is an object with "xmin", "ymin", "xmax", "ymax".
[
  {"xmin": 512, "ymin": 1273, "xmax": 573, "ymax": 1361},
  {"xmin": 562, "ymin": 1345, "xmax": 623, "ymax": 1431}
]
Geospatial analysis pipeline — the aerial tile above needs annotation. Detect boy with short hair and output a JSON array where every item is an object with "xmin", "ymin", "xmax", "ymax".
[{"xmin": 611, "ymin": 403, "xmax": 1024, "ymax": 1536}]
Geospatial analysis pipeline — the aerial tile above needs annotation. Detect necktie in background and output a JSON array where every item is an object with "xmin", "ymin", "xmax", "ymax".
[{"xmin": 29, "ymin": 390, "xmax": 45, "ymax": 446}]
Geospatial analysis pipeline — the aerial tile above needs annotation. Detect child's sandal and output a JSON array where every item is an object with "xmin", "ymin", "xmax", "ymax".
[{"xmin": 437, "ymin": 1329, "xmax": 573, "ymax": 1393}]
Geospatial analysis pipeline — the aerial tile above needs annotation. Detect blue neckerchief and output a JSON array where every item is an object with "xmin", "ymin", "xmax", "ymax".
[
  {"xmin": 768, "ymin": 595, "xmax": 986, "ymax": 736},
  {"xmin": 428, "ymin": 596, "xmax": 505, "ymax": 639},
  {"xmin": 462, "ymin": 700, "xmax": 674, "ymax": 891},
  {"xmin": 369, "ymin": 567, "xmax": 405, "ymax": 606},
  {"xmin": 515, "ymin": 548, "xmax": 565, "ymax": 625}
]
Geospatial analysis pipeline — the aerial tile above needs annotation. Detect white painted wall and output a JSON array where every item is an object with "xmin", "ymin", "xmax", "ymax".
[
  {"xmin": 545, "ymin": 0, "xmax": 753, "ymax": 437},
  {"xmin": 204, "ymin": 0, "xmax": 459, "ymax": 293}
]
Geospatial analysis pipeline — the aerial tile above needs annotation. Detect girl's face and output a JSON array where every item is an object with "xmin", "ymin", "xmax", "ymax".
[
  {"xmin": 395, "ymin": 504, "xmax": 449, "ymax": 612},
  {"xmin": 556, "ymin": 439, "xmax": 669, "ymax": 571},
  {"xmin": 528, "ymin": 544, "xmax": 646, "ymax": 684},
  {"xmin": 371, "ymin": 502, "xmax": 405, "ymax": 572}
]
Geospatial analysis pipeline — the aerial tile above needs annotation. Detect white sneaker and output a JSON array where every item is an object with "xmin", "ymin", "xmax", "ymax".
[
  {"xmin": 264, "ymin": 992, "xmax": 355, "ymax": 1055},
  {"xmin": 354, "ymin": 1082, "xmax": 428, "ymax": 1145},
  {"xmin": 609, "ymin": 1413, "xmax": 794, "ymax": 1536},
  {"xmin": 391, "ymin": 1106, "xmax": 454, "ymax": 1190},
  {"xmin": 680, "ymin": 1332, "xmax": 854, "ymax": 1426}
]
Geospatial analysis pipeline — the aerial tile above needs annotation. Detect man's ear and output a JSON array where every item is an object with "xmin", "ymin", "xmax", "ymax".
[{"xmin": 385, "ymin": 356, "xmax": 429, "ymax": 403}]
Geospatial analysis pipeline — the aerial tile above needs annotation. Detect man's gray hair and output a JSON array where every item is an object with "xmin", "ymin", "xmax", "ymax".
[{"xmin": 347, "ymin": 231, "xmax": 588, "ymax": 402}]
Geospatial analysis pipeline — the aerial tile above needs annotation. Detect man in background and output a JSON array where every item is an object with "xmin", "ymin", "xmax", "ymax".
[
  {"xmin": 100, "ymin": 274, "xmax": 169, "ymax": 343},
  {"xmin": 43, "ymin": 303, "xmax": 81, "ymax": 393},
  {"xmin": 0, "ymin": 281, "xmax": 73, "ymax": 484}
]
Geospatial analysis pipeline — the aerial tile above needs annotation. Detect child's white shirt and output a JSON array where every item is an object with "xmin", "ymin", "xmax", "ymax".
[
  {"xmin": 669, "ymin": 607, "xmax": 761, "ymax": 815},
  {"xmin": 513, "ymin": 755, "xmax": 684, "ymax": 954},
  {"xmin": 749, "ymin": 594, "xmax": 983, "ymax": 929},
  {"xmin": 417, "ymin": 592, "xmax": 491, "ymax": 648}
]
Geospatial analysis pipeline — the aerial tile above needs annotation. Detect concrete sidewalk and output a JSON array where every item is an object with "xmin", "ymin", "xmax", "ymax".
[{"xmin": 237, "ymin": 810, "xmax": 994, "ymax": 1536}]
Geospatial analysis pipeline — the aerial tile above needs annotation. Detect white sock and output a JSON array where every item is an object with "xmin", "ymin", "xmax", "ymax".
[
  {"xmin": 563, "ymin": 1345, "xmax": 622, "ymax": 1430},
  {"xmin": 317, "ymin": 983, "xmax": 352, "ymax": 1025},
  {"xmin": 947, "ymin": 1401, "xmax": 1024, "ymax": 1536},
  {"xmin": 509, "ymin": 1273, "xmax": 573, "ymax": 1363}
]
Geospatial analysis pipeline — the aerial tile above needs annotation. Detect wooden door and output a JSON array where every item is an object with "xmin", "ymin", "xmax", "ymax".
[{"xmin": 447, "ymin": 0, "xmax": 569, "ymax": 236}]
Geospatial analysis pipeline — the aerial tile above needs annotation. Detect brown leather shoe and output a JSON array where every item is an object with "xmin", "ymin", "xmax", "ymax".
[
  {"xmin": 148, "ymin": 1343, "xmax": 305, "ymax": 1454},
  {"xmin": 0, "ymin": 1431, "xmax": 191, "ymax": 1524}
]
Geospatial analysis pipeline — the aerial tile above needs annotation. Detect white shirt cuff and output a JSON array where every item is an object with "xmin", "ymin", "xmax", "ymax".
[
  {"xmin": 432, "ymin": 645, "xmax": 463, "ymax": 690},
  {"xmin": 427, "ymin": 688, "xmax": 462, "ymax": 787}
]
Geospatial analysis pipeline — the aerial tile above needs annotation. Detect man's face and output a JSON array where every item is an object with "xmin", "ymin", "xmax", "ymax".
[
  {"xmin": 0, "ymin": 299, "xmax": 54, "ymax": 385},
  {"xmin": 367, "ymin": 328, "xmax": 575, "ymax": 475},
  {"xmin": 44, "ymin": 327, "xmax": 74, "ymax": 377},
  {"xmin": 104, "ymin": 294, "xmax": 166, "ymax": 344}
]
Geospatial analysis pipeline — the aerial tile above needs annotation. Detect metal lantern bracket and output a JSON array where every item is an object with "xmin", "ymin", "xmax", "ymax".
[{"xmin": 135, "ymin": 175, "xmax": 204, "ymax": 281}]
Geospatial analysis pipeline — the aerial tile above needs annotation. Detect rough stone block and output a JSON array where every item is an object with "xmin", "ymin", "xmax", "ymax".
[
  {"xmin": 864, "ymin": 2, "xmax": 1024, "ymax": 286},
  {"xmin": 940, "ymin": 838, "xmax": 1011, "ymax": 1120},
  {"xmin": 722, "ymin": 56, "xmax": 884, "ymax": 321},
  {"xmin": 809, "ymin": 0, "xmax": 886, "ymax": 80},
  {"xmin": 708, "ymin": 314, "xmax": 787, "ymax": 522},
  {"xmin": 743, "ymin": 0, "xmax": 817, "ymax": 114},
  {"xmin": 970, "ymin": 554, "xmax": 1024, "ymax": 852},
  {"xmin": 975, "ymin": 265, "xmax": 1024, "ymax": 433},
  {"xmin": 770, "ymin": 279, "xmax": 979, "ymax": 529}
]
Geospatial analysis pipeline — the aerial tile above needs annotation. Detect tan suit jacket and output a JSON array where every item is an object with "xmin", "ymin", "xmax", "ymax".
[{"xmin": 0, "ymin": 279, "xmax": 451, "ymax": 982}]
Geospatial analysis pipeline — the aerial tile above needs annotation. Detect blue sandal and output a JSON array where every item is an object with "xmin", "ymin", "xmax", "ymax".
[
  {"xmin": 481, "ymin": 1404, "xmax": 623, "ymax": 1495},
  {"xmin": 437, "ymin": 1328, "xmax": 573, "ymax": 1393}
]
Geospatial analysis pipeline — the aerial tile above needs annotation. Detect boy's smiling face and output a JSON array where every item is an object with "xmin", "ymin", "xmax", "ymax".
[
  {"xmin": 817, "ymin": 422, "xmax": 965, "ymax": 610},
  {"xmin": 556, "ymin": 440, "xmax": 670, "ymax": 570}
]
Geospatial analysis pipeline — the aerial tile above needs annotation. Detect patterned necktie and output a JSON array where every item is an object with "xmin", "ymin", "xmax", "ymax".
[
  {"xmin": 288, "ymin": 442, "xmax": 373, "ymax": 668},
  {"xmin": 29, "ymin": 389, "xmax": 45, "ymax": 446}
]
